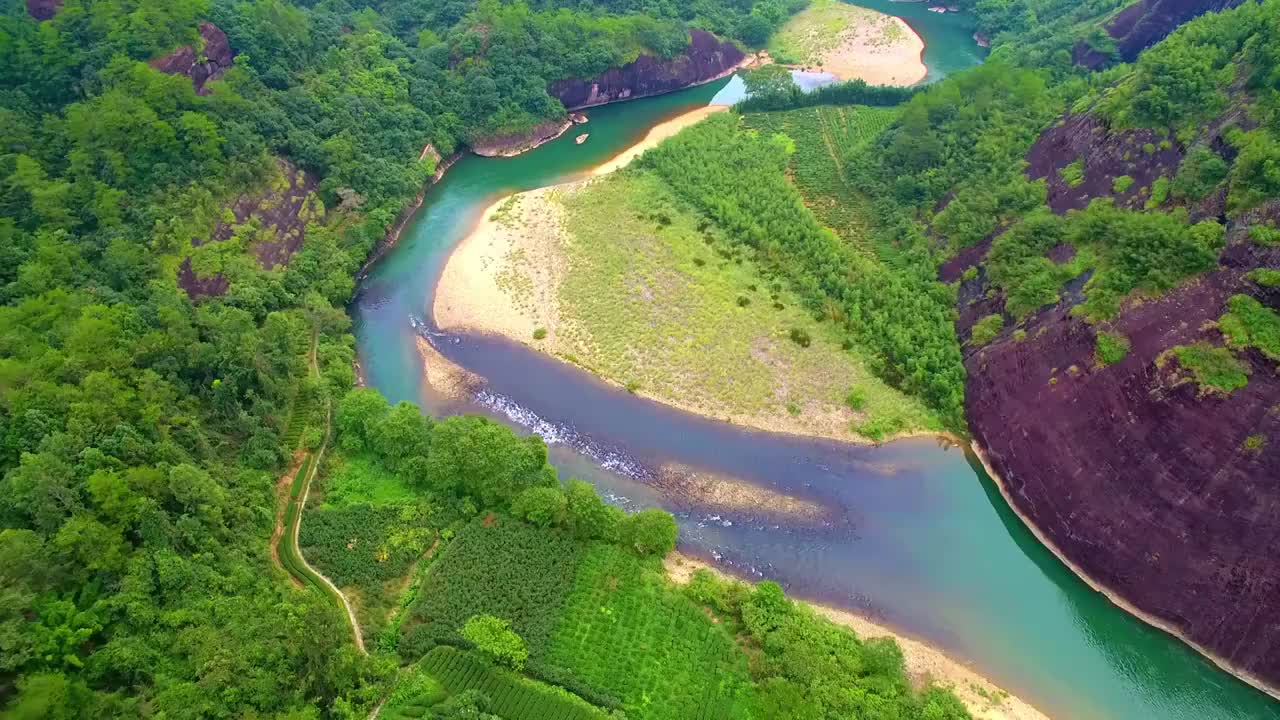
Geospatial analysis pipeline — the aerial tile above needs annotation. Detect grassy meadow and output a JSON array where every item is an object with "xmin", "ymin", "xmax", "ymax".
[{"xmin": 546, "ymin": 164, "xmax": 938, "ymax": 440}]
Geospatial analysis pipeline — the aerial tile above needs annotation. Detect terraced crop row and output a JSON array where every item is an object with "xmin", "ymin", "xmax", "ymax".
[
  {"xmin": 547, "ymin": 545, "xmax": 752, "ymax": 719},
  {"xmin": 421, "ymin": 646, "xmax": 607, "ymax": 720},
  {"xmin": 742, "ymin": 105, "xmax": 894, "ymax": 257}
]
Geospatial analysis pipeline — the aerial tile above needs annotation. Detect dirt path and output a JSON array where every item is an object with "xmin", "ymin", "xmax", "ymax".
[
  {"xmin": 277, "ymin": 335, "xmax": 368, "ymax": 654},
  {"xmin": 269, "ymin": 450, "xmax": 307, "ymax": 587}
]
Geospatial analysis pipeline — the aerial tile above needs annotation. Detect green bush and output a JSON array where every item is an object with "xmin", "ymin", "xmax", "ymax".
[
  {"xmin": 461, "ymin": 614, "xmax": 529, "ymax": 670},
  {"xmin": 1247, "ymin": 268, "xmax": 1280, "ymax": 287},
  {"xmin": 1112, "ymin": 175, "xmax": 1134, "ymax": 194},
  {"xmin": 1244, "ymin": 434, "xmax": 1267, "ymax": 454},
  {"xmin": 1146, "ymin": 176, "xmax": 1172, "ymax": 209},
  {"xmin": 788, "ymin": 328, "xmax": 811, "ymax": 348},
  {"xmin": 510, "ymin": 486, "xmax": 567, "ymax": 528},
  {"xmin": 1218, "ymin": 294, "xmax": 1280, "ymax": 361},
  {"xmin": 1167, "ymin": 342, "xmax": 1250, "ymax": 393},
  {"xmin": 1060, "ymin": 158, "xmax": 1085, "ymax": 187},
  {"xmin": 1172, "ymin": 147, "xmax": 1229, "ymax": 200},
  {"xmin": 970, "ymin": 314, "xmax": 1005, "ymax": 346},
  {"xmin": 1095, "ymin": 331, "xmax": 1131, "ymax": 365},
  {"xmin": 619, "ymin": 509, "xmax": 678, "ymax": 557},
  {"xmin": 845, "ymin": 387, "xmax": 867, "ymax": 411},
  {"xmin": 533, "ymin": 327, "xmax": 548, "ymax": 340}
]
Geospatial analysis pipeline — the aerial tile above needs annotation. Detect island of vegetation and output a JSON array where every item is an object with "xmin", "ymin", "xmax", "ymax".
[
  {"xmin": 766, "ymin": 0, "xmax": 927, "ymax": 86},
  {"xmin": 434, "ymin": 108, "xmax": 943, "ymax": 443}
]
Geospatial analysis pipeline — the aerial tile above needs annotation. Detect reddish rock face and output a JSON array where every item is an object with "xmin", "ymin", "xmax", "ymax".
[
  {"xmin": 1108, "ymin": 0, "xmax": 1244, "ymax": 61},
  {"xmin": 149, "ymin": 22, "xmax": 235, "ymax": 95},
  {"xmin": 1025, "ymin": 113, "xmax": 1183, "ymax": 214},
  {"xmin": 469, "ymin": 118, "xmax": 573, "ymax": 158},
  {"xmin": 178, "ymin": 160, "xmax": 320, "ymax": 300},
  {"xmin": 176, "ymin": 257, "xmax": 229, "ymax": 300},
  {"xmin": 1074, "ymin": 0, "xmax": 1245, "ymax": 67},
  {"xmin": 26, "ymin": 0, "xmax": 61, "ymax": 20},
  {"xmin": 967, "ymin": 254, "xmax": 1280, "ymax": 683},
  {"xmin": 549, "ymin": 30, "xmax": 745, "ymax": 110}
]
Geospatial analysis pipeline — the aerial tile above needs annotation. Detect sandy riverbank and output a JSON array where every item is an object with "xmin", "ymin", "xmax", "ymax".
[
  {"xmin": 592, "ymin": 105, "xmax": 729, "ymax": 175},
  {"xmin": 971, "ymin": 442, "xmax": 1280, "ymax": 703},
  {"xmin": 769, "ymin": 0, "xmax": 927, "ymax": 86},
  {"xmin": 664, "ymin": 553, "xmax": 1051, "ymax": 720}
]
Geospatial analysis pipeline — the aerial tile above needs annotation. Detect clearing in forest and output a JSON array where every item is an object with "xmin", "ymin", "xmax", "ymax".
[{"xmin": 767, "ymin": 0, "xmax": 927, "ymax": 86}]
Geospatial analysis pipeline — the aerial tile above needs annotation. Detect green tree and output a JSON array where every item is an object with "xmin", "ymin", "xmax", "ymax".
[
  {"xmin": 370, "ymin": 401, "xmax": 432, "ymax": 471},
  {"xmin": 426, "ymin": 416, "xmax": 553, "ymax": 507},
  {"xmin": 509, "ymin": 485, "xmax": 566, "ymax": 528},
  {"xmin": 619, "ymin": 508, "xmax": 678, "ymax": 556},
  {"xmin": 336, "ymin": 388, "xmax": 390, "ymax": 452},
  {"xmin": 563, "ymin": 478, "xmax": 622, "ymax": 541},
  {"xmin": 459, "ymin": 615, "xmax": 528, "ymax": 671}
]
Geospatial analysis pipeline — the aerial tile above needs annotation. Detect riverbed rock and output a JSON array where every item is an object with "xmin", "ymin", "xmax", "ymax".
[
  {"xmin": 149, "ymin": 22, "xmax": 235, "ymax": 95},
  {"xmin": 470, "ymin": 118, "xmax": 575, "ymax": 158},
  {"xmin": 549, "ymin": 29, "xmax": 745, "ymax": 110}
]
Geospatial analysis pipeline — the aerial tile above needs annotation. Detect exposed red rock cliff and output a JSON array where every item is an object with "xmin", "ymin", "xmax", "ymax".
[
  {"xmin": 1026, "ymin": 114, "xmax": 1183, "ymax": 214},
  {"xmin": 178, "ymin": 160, "xmax": 320, "ymax": 300},
  {"xmin": 470, "ymin": 30, "xmax": 742, "ymax": 157},
  {"xmin": 1074, "ymin": 0, "xmax": 1245, "ymax": 69},
  {"xmin": 966, "ymin": 250, "xmax": 1280, "ymax": 690},
  {"xmin": 25, "ymin": 0, "xmax": 61, "ymax": 20},
  {"xmin": 961, "ymin": 107, "xmax": 1280, "ymax": 689},
  {"xmin": 549, "ymin": 29, "xmax": 745, "ymax": 110},
  {"xmin": 469, "ymin": 118, "xmax": 574, "ymax": 158},
  {"xmin": 149, "ymin": 22, "xmax": 235, "ymax": 95}
]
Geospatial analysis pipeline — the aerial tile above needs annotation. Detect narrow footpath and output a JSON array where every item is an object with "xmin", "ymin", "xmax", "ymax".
[{"xmin": 272, "ymin": 334, "xmax": 367, "ymax": 654}]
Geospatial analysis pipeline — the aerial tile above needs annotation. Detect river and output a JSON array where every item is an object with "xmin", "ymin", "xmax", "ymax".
[{"xmin": 351, "ymin": 10, "xmax": 1280, "ymax": 720}]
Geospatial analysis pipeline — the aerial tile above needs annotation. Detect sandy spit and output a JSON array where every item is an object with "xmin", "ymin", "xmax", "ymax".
[
  {"xmin": 814, "ymin": 14, "xmax": 927, "ymax": 86},
  {"xmin": 664, "ymin": 553, "xmax": 1052, "ymax": 720},
  {"xmin": 433, "ymin": 106, "xmax": 735, "ymax": 368},
  {"xmin": 415, "ymin": 337, "xmax": 485, "ymax": 401},
  {"xmin": 971, "ymin": 442, "xmax": 1280, "ymax": 704}
]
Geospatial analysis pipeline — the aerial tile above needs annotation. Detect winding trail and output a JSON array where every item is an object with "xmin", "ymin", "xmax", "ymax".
[{"xmin": 274, "ymin": 334, "xmax": 368, "ymax": 654}]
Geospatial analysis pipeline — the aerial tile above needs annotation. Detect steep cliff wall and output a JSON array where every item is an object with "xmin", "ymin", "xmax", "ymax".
[
  {"xmin": 469, "ymin": 118, "xmax": 574, "ymax": 158},
  {"xmin": 549, "ymin": 29, "xmax": 745, "ymax": 110},
  {"xmin": 959, "ymin": 107, "xmax": 1280, "ymax": 690},
  {"xmin": 1075, "ymin": 0, "xmax": 1244, "ymax": 68},
  {"xmin": 966, "ymin": 247, "xmax": 1280, "ymax": 690},
  {"xmin": 1108, "ymin": 0, "xmax": 1244, "ymax": 61}
]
